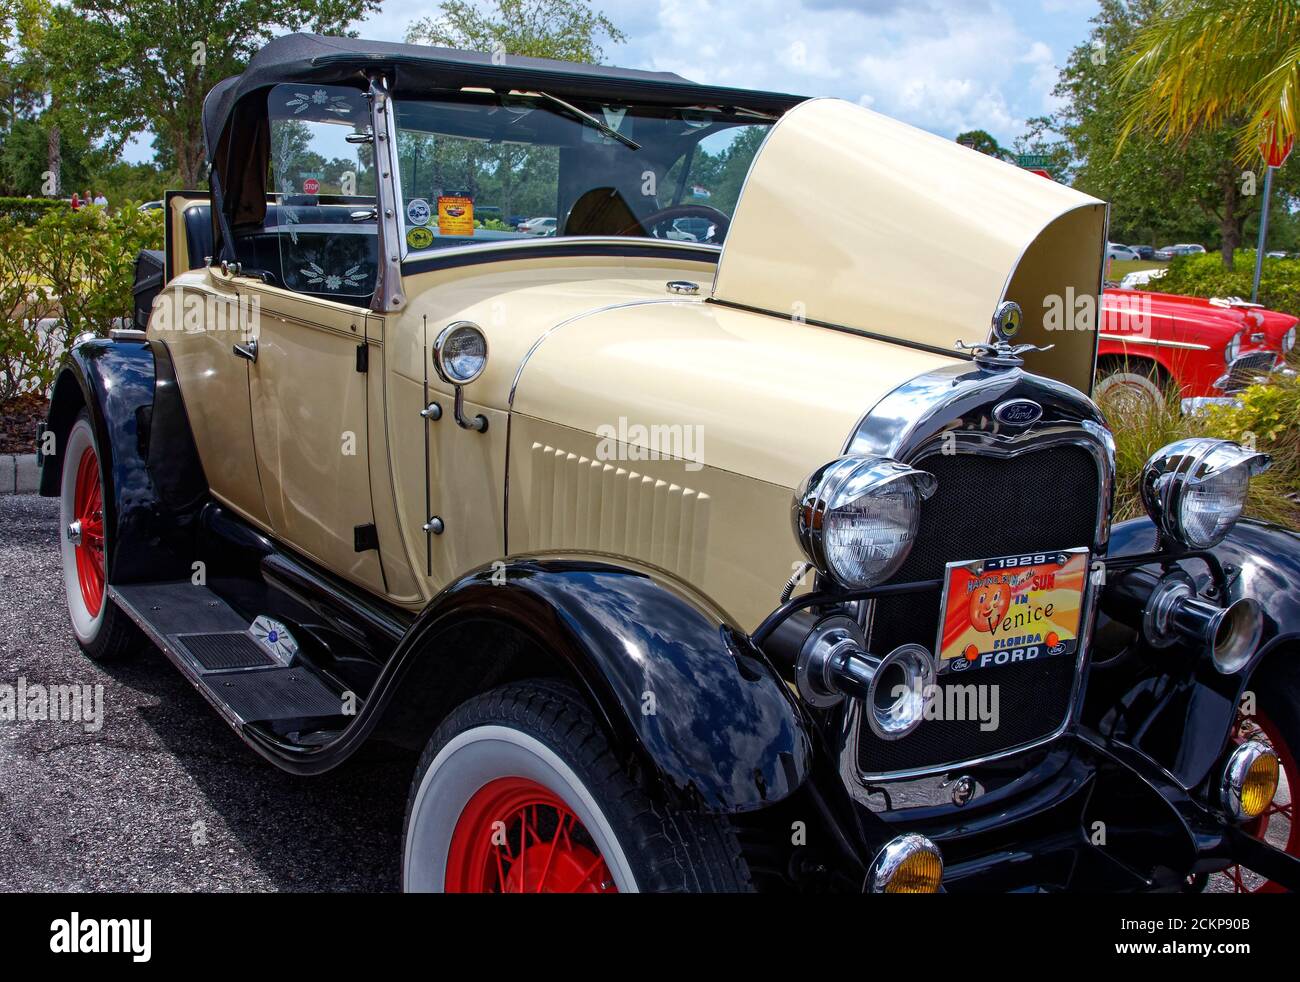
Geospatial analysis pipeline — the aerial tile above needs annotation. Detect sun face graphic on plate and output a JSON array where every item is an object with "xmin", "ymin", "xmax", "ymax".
[{"xmin": 968, "ymin": 580, "xmax": 1010, "ymax": 634}]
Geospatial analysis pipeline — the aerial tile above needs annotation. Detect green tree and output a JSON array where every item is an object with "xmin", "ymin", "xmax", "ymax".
[
  {"xmin": 38, "ymin": 0, "xmax": 379, "ymax": 189},
  {"xmin": 955, "ymin": 129, "xmax": 1013, "ymax": 161},
  {"xmin": 405, "ymin": 0, "xmax": 626, "ymax": 223},
  {"xmin": 405, "ymin": 0, "xmax": 625, "ymax": 64},
  {"xmin": 1042, "ymin": 0, "xmax": 1296, "ymax": 267},
  {"xmin": 1119, "ymin": 0, "xmax": 1300, "ymax": 164},
  {"xmin": 0, "ymin": 115, "xmax": 108, "ymax": 195}
]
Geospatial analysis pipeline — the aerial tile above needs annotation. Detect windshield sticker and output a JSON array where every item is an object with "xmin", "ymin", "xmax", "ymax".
[
  {"xmin": 406, "ymin": 198, "xmax": 431, "ymax": 227},
  {"xmin": 584, "ymin": 106, "xmax": 628, "ymax": 144},
  {"xmin": 284, "ymin": 89, "xmax": 353, "ymax": 117},
  {"xmin": 299, "ymin": 262, "xmax": 367, "ymax": 292},
  {"xmin": 406, "ymin": 226, "xmax": 434, "ymax": 250},
  {"xmin": 601, "ymin": 106, "xmax": 627, "ymax": 131},
  {"xmin": 437, "ymin": 196, "xmax": 474, "ymax": 236}
]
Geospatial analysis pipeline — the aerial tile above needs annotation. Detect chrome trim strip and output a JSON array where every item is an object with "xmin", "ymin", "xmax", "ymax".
[
  {"xmin": 1098, "ymin": 333, "xmax": 1211, "ymax": 352},
  {"xmin": 369, "ymin": 74, "xmax": 406, "ymax": 313}
]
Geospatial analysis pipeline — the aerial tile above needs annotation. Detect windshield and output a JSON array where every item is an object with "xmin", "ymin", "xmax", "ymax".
[{"xmin": 391, "ymin": 92, "xmax": 771, "ymax": 255}]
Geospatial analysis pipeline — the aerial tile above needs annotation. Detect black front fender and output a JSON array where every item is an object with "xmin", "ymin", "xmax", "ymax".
[
  {"xmin": 374, "ymin": 557, "xmax": 812, "ymax": 813},
  {"xmin": 1093, "ymin": 516, "xmax": 1300, "ymax": 787},
  {"xmin": 1107, "ymin": 515, "xmax": 1300, "ymax": 653}
]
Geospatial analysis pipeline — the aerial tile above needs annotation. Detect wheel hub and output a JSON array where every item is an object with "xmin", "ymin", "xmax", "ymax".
[{"xmin": 444, "ymin": 776, "xmax": 618, "ymax": 893}]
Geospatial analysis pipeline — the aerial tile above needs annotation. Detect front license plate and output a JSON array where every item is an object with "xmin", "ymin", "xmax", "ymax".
[{"xmin": 935, "ymin": 548, "xmax": 1089, "ymax": 674}]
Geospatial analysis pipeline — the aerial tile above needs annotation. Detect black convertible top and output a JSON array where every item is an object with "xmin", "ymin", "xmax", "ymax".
[{"xmin": 202, "ymin": 33, "xmax": 807, "ymax": 159}]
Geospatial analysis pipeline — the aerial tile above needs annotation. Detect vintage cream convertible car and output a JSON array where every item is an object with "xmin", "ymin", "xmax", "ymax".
[{"xmin": 42, "ymin": 35, "xmax": 1300, "ymax": 893}]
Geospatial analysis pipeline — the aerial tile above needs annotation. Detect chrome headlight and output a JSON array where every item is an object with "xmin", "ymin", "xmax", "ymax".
[
  {"xmin": 1283, "ymin": 325, "xmax": 1296, "ymax": 354},
  {"xmin": 1225, "ymin": 330, "xmax": 1243, "ymax": 365},
  {"xmin": 433, "ymin": 320, "xmax": 488, "ymax": 385},
  {"xmin": 793, "ymin": 455, "xmax": 937, "ymax": 589},
  {"xmin": 1141, "ymin": 438, "xmax": 1271, "ymax": 549}
]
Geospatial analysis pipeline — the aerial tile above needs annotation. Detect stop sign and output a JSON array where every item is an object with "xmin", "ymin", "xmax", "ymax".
[
  {"xmin": 1259, "ymin": 116, "xmax": 1293, "ymax": 168},
  {"xmin": 303, "ymin": 178, "xmax": 320, "ymax": 194},
  {"xmin": 1261, "ymin": 135, "xmax": 1294, "ymax": 169}
]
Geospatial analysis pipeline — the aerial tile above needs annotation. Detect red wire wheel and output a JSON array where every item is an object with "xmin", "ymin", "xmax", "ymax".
[
  {"xmin": 1224, "ymin": 710, "xmax": 1297, "ymax": 893},
  {"xmin": 444, "ymin": 777, "xmax": 618, "ymax": 893},
  {"xmin": 72, "ymin": 445, "xmax": 106, "ymax": 618}
]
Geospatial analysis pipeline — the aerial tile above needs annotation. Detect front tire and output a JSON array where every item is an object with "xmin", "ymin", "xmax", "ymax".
[
  {"xmin": 402, "ymin": 681, "xmax": 752, "ymax": 893},
  {"xmin": 1095, "ymin": 357, "xmax": 1168, "ymax": 414},
  {"xmin": 58, "ymin": 410, "xmax": 140, "ymax": 661}
]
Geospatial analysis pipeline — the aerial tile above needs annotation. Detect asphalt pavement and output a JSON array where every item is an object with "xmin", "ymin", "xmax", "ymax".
[{"xmin": 0, "ymin": 494, "xmax": 411, "ymax": 892}]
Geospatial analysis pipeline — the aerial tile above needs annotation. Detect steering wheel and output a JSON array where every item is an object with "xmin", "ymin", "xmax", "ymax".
[{"xmin": 634, "ymin": 203, "xmax": 731, "ymax": 245}]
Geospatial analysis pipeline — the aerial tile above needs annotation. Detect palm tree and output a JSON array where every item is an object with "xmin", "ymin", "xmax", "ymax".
[{"xmin": 1117, "ymin": 0, "xmax": 1300, "ymax": 163}]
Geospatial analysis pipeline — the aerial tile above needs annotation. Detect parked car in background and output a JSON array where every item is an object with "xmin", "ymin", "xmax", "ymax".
[
  {"xmin": 517, "ymin": 216, "xmax": 557, "ymax": 235},
  {"xmin": 664, "ymin": 216, "xmax": 718, "ymax": 242},
  {"xmin": 1155, "ymin": 243, "xmax": 1206, "ymax": 260},
  {"xmin": 1128, "ymin": 245, "xmax": 1156, "ymax": 260},
  {"xmin": 1106, "ymin": 242, "xmax": 1139, "ymax": 261},
  {"xmin": 1118, "ymin": 267, "xmax": 1167, "ymax": 290},
  {"xmin": 39, "ymin": 33, "xmax": 1300, "ymax": 896},
  {"xmin": 1097, "ymin": 288, "xmax": 1293, "ymax": 411},
  {"xmin": 138, "ymin": 200, "xmax": 164, "ymax": 211}
]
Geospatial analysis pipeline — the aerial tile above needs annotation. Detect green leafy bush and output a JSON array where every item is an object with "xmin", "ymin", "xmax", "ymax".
[
  {"xmin": 24, "ymin": 203, "xmax": 163, "ymax": 342},
  {"xmin": 1154, "ymin": 250, "xmax": 1300, "ymax": 318},
  {"xmin": 0, "ymin": 226, "xmax": 58, "ymax": 402},
  {"xmin": 0, "ymin": 197, "xmax": 66, "ymax": 224},
  {"xmin": 0, "ymin": 203, "xmax": 163, "ymax": 400},
  {"xmin": 1106, "ymin": 368, "xmax": 1300, "ymax": 531}
]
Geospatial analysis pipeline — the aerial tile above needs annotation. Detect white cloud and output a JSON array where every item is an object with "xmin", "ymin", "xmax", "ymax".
[{"xmin": 351, "ymin": 0, "xmax": 1093, "ymax": 148}]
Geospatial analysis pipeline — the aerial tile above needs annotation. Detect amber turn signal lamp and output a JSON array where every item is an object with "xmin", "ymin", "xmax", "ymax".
[
  {"xmin": 1221, "ymin": 740, "xmax": 1280, "ymax": 821},
  {"xmin": 868, "ymin": 834, "xmax": 943, "ymax": 893}
]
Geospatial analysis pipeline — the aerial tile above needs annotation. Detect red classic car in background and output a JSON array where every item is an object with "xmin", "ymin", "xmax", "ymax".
[{"xmin": 1096, "ymin": 289, "xmax": 1296, "ymax": 411}]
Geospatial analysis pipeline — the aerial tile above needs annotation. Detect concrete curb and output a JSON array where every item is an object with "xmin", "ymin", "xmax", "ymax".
[{"xmin": 0, "ymin": 454, "xmax": 40, "ymax": 495}]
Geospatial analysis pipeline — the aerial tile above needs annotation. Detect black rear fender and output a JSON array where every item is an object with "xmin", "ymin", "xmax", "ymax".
[{"xmin": 39, "ymin": 338, "xmax": 207, "ymax": 583}]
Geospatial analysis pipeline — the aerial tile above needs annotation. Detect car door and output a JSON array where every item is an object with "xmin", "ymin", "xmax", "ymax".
[
  {"xmin": 235, "ymin": 82, "xmax": 387, "ymax": 594},
  {"xmin": 157, "ymin": 261, "xmax": 272, "ymax": 530}
]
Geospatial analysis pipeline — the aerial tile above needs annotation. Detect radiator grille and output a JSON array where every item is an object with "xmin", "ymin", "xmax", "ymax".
[
  {"xmin": 858, "ymin": 445, "xmax": 1100, "ymax": 776},
  {"xmin": 1222, "ymin": 352, "xmax": 1277, "ymax": 392}
]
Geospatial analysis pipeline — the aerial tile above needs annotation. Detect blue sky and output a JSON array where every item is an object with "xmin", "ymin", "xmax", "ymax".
[{"xmin": 126, "ymin": 0, "xmax": 1101, "ymax": 162}]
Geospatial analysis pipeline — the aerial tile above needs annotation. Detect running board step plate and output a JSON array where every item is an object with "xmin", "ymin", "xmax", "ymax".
[{"xmin": 110, "ymin": 582, "xmax": 351, "ymax": 729}]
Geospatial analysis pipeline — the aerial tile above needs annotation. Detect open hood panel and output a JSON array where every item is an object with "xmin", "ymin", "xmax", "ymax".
[{"xmin": 713, "ymin": 98, "xmax": 1107, "ymax": 392}]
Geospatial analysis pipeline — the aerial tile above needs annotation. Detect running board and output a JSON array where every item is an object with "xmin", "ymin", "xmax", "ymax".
[{"xmin": 110, "ymin": 583, "xmax": 356, "ymax": 735}]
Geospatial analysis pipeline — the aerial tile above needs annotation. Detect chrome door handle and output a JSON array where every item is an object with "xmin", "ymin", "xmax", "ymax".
[{"xmin": 233, "ymin": 338, "xmax": 258, "ymax": 363}]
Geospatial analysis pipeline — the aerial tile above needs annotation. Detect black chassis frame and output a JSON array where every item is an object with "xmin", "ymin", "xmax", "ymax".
[{"xmin": 39, "ymin": 333, "xmax": 1300, "ymax": 892}]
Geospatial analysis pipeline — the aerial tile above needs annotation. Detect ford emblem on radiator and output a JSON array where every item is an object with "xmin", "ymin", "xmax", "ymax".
[{"xmin": 993, "ymin": 399, "xmax": 1043, "ymax": 427}]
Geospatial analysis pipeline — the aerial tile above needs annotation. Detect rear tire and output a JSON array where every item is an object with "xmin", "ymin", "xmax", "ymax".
[
  {"xmin": 402, "ymin": 680, "xmax": 752, "ymax": 893},
  {"xmin": 59, "ymin": 410, "xmax": 141, "ymax": 661}
]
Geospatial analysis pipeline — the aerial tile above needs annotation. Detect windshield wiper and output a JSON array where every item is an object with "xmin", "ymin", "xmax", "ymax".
[{"xmin": 534, "ymin": 91, "xmax": 642, "ymax": 151}]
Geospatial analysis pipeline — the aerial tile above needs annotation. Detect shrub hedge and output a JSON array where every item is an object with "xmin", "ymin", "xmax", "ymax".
[
  {"xmin": 0, "ymin": 204, "xmax": 162, "ymax": 402},
  {"xmin": 1154, "ymin": 250, "xmax": 1300, "ymax": 318}
]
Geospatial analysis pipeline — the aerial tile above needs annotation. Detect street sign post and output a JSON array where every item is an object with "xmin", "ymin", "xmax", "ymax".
[{"xmin": 1251, "ymin": 130, "xmax": 1294, "ymax": 302}]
